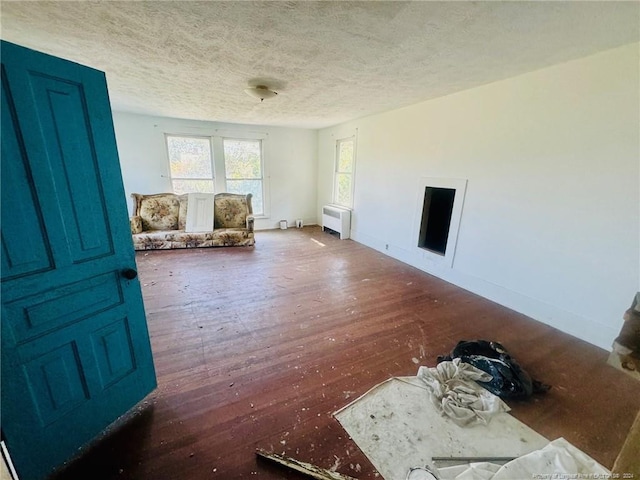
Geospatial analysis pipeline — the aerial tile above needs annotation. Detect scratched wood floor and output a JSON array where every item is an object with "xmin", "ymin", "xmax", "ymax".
[{"xmin": 53, "ymin": 226, "xmax": 640, "ymax": 480}]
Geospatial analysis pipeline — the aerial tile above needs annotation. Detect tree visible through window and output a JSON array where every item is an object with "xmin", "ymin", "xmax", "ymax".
[
  {"xmin": 334, "ymin": 137, "xmax": 355, "ymax": 208},
  {"xmin": 166, "ymin": 135, "xmax": 214, "ymax": 194},
  {"xmin": 223, "ymin": 139, "xmax": 264, "ymax": 215}
]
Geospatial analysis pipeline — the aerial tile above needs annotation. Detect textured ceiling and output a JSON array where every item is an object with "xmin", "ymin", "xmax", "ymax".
[{"xmin": 1, "ymin": 1, "xmax": 638, "ymax": 129}]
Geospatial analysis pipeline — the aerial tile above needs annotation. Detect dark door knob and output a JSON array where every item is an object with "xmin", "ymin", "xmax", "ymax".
[{"xmin": 122, "ymin": 268, "xmax": 138, "ymax": 280}]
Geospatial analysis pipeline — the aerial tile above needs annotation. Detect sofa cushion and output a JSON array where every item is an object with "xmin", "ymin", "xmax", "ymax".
[
  {"xmin": 132, "ymin": 228, "xmax": 255, "ymax": 250},
  {"xmin": 138, "ymin": 194, "xmax": 180, "ymax": 231},
  {"xmin": 214, "ymin": 193, "xmax": 252, "ymax": 229}
]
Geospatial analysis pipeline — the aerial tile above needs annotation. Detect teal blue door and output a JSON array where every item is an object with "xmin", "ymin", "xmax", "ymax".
[{"xmin": 1, "ymin": 41, "xmax": 156, "ymax": 480}]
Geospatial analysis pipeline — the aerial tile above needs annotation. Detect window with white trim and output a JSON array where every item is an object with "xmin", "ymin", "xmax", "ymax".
[
  {"xmin": 333, "ymin": 137, "xmax": 355, "ymax": 208},
  {"xmin": 165, "ymin": 135, "xmax": 214, "ymax": 194},
  {"xmin": 222, "ymin": 138, "xmax": 264, "ymax": 215}
]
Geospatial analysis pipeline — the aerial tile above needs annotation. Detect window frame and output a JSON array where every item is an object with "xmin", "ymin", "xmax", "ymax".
[
  {"xmin": 333, "ymin": 136, "xmax": 356, "ymax": 209},
  {"xmin": 164, "ymin": 134, "xmax": 215, "ymax": 195},
  {"xmin": 162, "ymin": 128, "xmax": 270, "ymax": 218},
  {"xmin": 222, "ymin": 137, "xmax": 266, "ymax": 216}
]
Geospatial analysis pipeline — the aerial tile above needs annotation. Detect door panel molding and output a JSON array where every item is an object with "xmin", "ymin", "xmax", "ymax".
[
  {"xmin": 4, "ymin": 272, "xmax": 124, "ymax": 344},
  {"xmin": 28, "ymin": 71, "xmax": 115, "ymax": 262},
  {"xmin": 0, "ymin": 67, "xmax": 54, "ymax": 281}
]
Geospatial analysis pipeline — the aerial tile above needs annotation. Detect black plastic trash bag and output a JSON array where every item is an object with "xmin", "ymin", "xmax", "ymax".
[{"xmin": 437, "ymin": 340, "xmax": 550, "ymax": 399}]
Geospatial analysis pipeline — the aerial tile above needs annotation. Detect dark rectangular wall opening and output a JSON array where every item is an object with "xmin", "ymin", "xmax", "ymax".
[{"xmin": 418, "ymin": 187, "xmax": 456, "ymax": 255}]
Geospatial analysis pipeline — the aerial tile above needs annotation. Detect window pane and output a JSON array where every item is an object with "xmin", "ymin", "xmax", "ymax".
[
  {"xmin": 167, "ymin": 136, "xmax": 212, "ymax": 179},
  {"xmin": 223, "ymin": 138, "xmax": 264, "ymax": 214},
  {"xmin": 223, "ymin": 139, "xmax": 262, "ymax": 179},
  {"xmin": 335, "ymin": 173, "xmax": 352, "ymax": 207},
  {"xmin": 226, "ymin": 179, "xmax": 263, "ymax": 215},
  {"xmin": 338, "ymin": 140, "xmax": 354, "ymax": 173},
  {"xmin": 171, "ymin": 179, "xmax": 214, "ymax": 195}
]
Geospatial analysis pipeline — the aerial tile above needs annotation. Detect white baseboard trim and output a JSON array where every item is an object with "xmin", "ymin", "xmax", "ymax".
[{"xmin": 351, "ymin": 229, "xmax": 616, "ymax": 351}]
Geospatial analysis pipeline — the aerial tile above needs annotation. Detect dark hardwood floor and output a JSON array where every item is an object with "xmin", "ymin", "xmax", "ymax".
[{"xmin": 53, "ymin": 226, "xmax": 640, "ymax": 479}]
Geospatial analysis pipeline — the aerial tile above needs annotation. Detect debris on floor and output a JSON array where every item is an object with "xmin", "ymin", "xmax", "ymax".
[
  {"xmin": 608, "ymin": 292, "xmax": 640, "ymax": 380},
  {"xmin": 405, "ymin": 465, "xmax": 439, "ymax": 480},
  {"xmin": 437, "ymin": 340, "xmax": 550, "ymax": 399},
  {"xmin": 256, "ymin": 448, "xmax": 357, "ymax": 480},
  {"xmin": 416, "ymin": 358, "xmax": 510, "ymax": 426},
  {"xmin": 433, "ymin": 437, "xmax": 609, "ymax": 480},
  {"xmin": 334, "ymin": 376, "xmax": 548, "ymax": 480},
  {"xmin": 334, "ymin": 339, "xmax": 610, "ymax": 480}
]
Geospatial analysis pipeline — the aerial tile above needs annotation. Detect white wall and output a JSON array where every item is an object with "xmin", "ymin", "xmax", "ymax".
[
  {"xmin": 112, "ymin": 112, "xmax": 318, "ymax": 230},
  {"xmin": 318, "ymin": 43, "xmax": 640, "ymax": 350}
]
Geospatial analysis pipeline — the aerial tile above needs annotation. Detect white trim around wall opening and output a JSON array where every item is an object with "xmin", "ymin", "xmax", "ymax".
[{"xmin": 412, "ymin": 176, "xmax": 468, "ymax": 269}]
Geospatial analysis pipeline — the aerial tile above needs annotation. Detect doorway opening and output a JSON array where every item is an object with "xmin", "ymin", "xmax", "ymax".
[
  {"xmin": 412, "ymin": 177, "xmax": 467, "ymax": 269},
  {"xmin": 418, "ymin": 187, "xmax": 456, "ymax": 255}
]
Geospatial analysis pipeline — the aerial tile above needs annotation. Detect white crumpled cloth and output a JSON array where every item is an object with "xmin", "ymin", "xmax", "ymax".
[
  {"xmin": 417, "ymin": 358, "xmax": 510, "ymax": 426},
  {"xmin": 437, "ymin": 437, "xmax": 610, "ymax": 480}
]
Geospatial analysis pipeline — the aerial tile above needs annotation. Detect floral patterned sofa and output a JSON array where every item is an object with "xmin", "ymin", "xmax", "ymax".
[{"xmin": 129, "ymin": 192, "xmax": 255, "ymax": 250}]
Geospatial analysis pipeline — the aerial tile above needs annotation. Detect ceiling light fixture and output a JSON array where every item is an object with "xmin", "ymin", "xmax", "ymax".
[{"xmin": 244, "ymin": 85, "xmax": 278, "ymax": 102}]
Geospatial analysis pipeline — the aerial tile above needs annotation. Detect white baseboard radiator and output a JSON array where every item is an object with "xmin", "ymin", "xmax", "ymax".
[{"xmin": 322, "ymin": 205, "xmax": 351, "ymax": 239}]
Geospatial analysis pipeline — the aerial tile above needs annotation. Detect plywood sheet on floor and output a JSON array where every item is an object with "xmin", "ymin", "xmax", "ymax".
[{"xmin": 335, "ymin": 377, "xmax": 548, "ymax": 480}]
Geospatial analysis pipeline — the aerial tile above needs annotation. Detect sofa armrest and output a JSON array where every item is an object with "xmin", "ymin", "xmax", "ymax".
[
  {"xmin": 246, "ymin": 215, "xmax": 255, "ymax": 232},
  {"xmin": 130, "ymin": 215, "xmax": 143, "ymax": 234}
]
